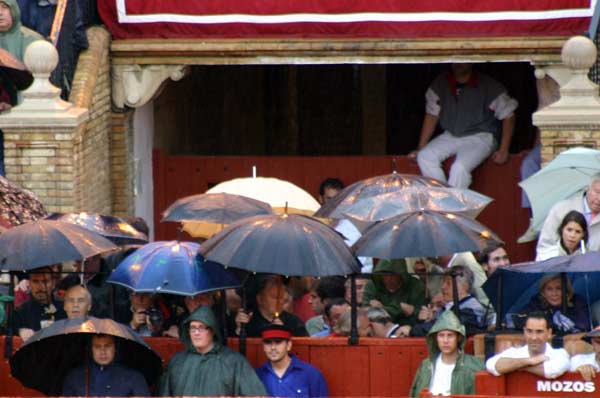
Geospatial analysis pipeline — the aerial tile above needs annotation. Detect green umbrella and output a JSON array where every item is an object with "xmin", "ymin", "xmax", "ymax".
[{"xmin": 519, "ymin": 147, "xmax": 600, "ymax": 237}]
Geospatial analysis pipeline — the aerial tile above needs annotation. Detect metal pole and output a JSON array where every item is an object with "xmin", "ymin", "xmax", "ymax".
[
  {"xmin": 239, "ymin": 289, "xmax": 247, "ymax": 356},
  {"xmin": 348, "ymin": 274, "xmax": 359, "ymax": 346},
  {"xmin": 451, "ymin": 271, "xmax": 460, "ymax": 319},
  {"xmin": 4, "ymin": 271, "xmax": 14, "ymax": 359},
  {"xmin": 495, "ymin": 273, "xmax": 503, "ymax": 330}
]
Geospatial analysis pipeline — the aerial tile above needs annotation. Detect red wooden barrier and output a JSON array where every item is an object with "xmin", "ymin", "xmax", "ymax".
[
  {"xmin": 476, "ymin": 371, "xmax": 598, "ymax": 397},
  {"xmin": 152, "ymin": 150, "xmax": 536, "ymax": 263}
]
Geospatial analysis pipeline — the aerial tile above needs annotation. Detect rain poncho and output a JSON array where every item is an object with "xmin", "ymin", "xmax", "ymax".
[
  {"xmin": 157, "ymin": 306, "xmax": 267, "ymax": 397},
  {"xmin": 362, "ymin": 259, "xmax": 425, "ymax": 325},
  {"xmin": 0, "ymin": 0, "xmax": 40, "ymax": 61},
  {"xmin": 410, "ymin": 310, "xmax": 484, "ymax": 397}
]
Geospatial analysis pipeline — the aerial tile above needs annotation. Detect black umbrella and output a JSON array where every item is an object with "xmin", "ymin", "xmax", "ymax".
[
  {"xmin": 199, "ymin": 213, "xmax": 361, "ymax": 276},
  {"xmin": 353, "ymin": 209, "xmax": 502, "ymax": 259},
  {"xmin": 9, "ymin": 316, "xmax": 163, "ymax": 396},
  {"xmin": 0, "ymin": 220, "xmax": 117, "ymax": 271},
  {"xmin": 45, "ymin": 212, "xmax": 148, "ymax": 246}
]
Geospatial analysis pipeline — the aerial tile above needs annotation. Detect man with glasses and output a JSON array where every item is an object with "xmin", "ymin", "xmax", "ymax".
[
  {"xmin": 158, "ymin": 306, "xmax": 266, "ymax": 397},
  {"xmin": 256, "ymin": 324, "xmax": 328, "ymax": 397}
]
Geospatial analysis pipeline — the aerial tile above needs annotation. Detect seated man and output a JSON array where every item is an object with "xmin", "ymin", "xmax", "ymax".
[
  {"xmin": 127, "ymin": 292, "xmax": 168, "ymax": 337},
  {"xmin": 486, "ymin": 311, "xmax": 570, "ymax": 379},
  {"xmin": 570, "ymin": 327, "xmax": 600, "ymax": 381},
  {"xmin": 410, "ymin": 310, "xmax": 484, "ymax": 397},
  {"xmin": 256, "ymin": 324, "xmax": 328, "ymax": 397},
  {"xmin": 344, "ymin": 276, "xmax": 369, "ymax": 306},
  {"xmin": 14, "ymin": 266, "xmax": 66, "ymax": 340},
  {"xmin": 312, "ymin": 298, "xmax": 349, "ymax": 337},
  {"xmin": 479, "ymin": 243, "xmax": 510, "ymax": 276},
  {"xmin": 306, "ymin": 276, "xmax": 345, "ymax": 335},
  {"xmin": 63, "ymin": 285, "xmax": 92, "ymax": 319},
  {"xmin": 62, "ymin": 334, "xmax": 149, "ymax": 396},
  {"xmin": 333, "ymin": 307, "xmax": 370, "ymax": 337},
  {"xmin": 405, "ymin": 265, "xmax": 488, "ymax": 337},
  {"xmin": 362, "ymin": 259, "xmax": 425, "ymax": 326},
  {"xmin": 236, "ymin": 275, "xmax": 308, "ymax": 337},
  {"xmin": 367, "ymin": 307, "xmax": 401, "ymax": 338}
]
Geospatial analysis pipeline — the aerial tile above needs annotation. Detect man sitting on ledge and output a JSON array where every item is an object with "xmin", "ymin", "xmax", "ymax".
[{"xmin": 486, "ymin": 311, "xmax": 569, "ymax": 379}]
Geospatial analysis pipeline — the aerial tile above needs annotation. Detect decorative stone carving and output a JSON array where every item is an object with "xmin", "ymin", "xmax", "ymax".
[{"xmin": 112, "ymin": 64, "xmax": 188, "ymax": 109}]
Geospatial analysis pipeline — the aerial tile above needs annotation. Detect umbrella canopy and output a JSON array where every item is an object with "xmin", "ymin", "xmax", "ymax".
[
  {"xmin": 0, "ymin": 220, "xmax": 117, "ymax": 270},
  {"xmin": 519, "ymin": 147, "xmax": 600, "ymax": 236},
  {"xmin": 199, "ymin": 214, "xmax": 361, "ymax": 276},
  {"xmin": 206, "ymin": 177, "xmax": 320, "ymax": 216},
  {"xmin": 10, "ymin": 316, "xmax": 163, "ymax": 396},
  {"xmin": 162, "ymin": 193, "xmax": 274, "ymax": 238},
  {"xmin": 106, "ymin": 240, "xmax": 243, "ymax": 295},
  {"xmin": 45, "ymin": 212, "xmax": 148, "ymax": 245},
  {"xmin": 353, "ymin": 210, "xmax": 502, "ymax": 259},
  {"xmin": 482, "ymin": 252, "xmax": 600, "ymax": 327},
  {"xmin": 342, "ymin": 186, "xmax": 492, "ymax": 223},
  {"xmin": 0, "ymin": 176, "xmax": 46, "ymax": 227},
  {"xmin": 314, "ymin": 173, "xmax": 447, "ymax": 219}
]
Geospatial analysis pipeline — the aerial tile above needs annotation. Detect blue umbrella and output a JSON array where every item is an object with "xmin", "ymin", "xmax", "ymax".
[
  {"xmin": 106, "ymin": 241, "xmax": 243, "ymax": 296},
  {"xmin": 482, "ymin": 252, "xmax": 600, "ymax": 330}
]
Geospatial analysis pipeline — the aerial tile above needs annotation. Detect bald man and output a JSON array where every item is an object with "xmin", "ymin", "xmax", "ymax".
[{"xmin": 64, "ymin": 285, "xmax": 92, "ymax": 319}]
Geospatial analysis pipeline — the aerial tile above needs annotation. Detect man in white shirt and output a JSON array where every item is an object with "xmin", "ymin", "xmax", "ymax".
[
  {"xmin": 570, "ymin": 327, "xmax": 600, "ymax": 381},
  {"xmin": 486, "ymin": 311, "xmax": 570, "ymax": 379}
]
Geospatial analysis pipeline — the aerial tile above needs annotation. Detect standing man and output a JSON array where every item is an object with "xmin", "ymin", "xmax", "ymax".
[
  {"xmin": 409, "ymin": 63, "xmax": 518, "ymax": 188},
  {"xmin": 410, "ymin": 310, "xmax": 484, "ymax": 397},
  {"xmin": 158, "ymin": 306, "xmax": 267, "ymax": 396},
  {"xmin": 486, "ymin": 311, "xmax": 570, "ymax": 378},
  {"xmin": 62, "ymin": 334, "xmax": 149, "ymax": 396},
  {"xmin": 256, "ymin": 324, "xmax": 328, "ymax": 397},
  {"xmin": 570, "ymin": 327, "xmax": 600, "ymax": 381}
]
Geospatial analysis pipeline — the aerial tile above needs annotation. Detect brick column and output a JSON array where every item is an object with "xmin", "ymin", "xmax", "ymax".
[{"xmin": 0, "ymin": 41, "xmax": 87, "ymax": 212}]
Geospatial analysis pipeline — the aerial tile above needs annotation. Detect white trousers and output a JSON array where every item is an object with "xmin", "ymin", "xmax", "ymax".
[{"xmin": 416, "ymin": 131, "xmax": 496, "ymax": 188}]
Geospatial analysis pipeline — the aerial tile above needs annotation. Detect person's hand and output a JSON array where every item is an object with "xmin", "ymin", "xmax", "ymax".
[
  {"xmin": 418, "ymin": 305, "xmax": 434, "ymax": 322},
  {"xmin": 492, "ymin": 148, "xmax": 509, "ymax": 164},
  {"xmin": 369, "ymin": 300, "xmax": 384, "ymax": 308},
  {"xmin": 400, "ymin": 302, "xmax": 415, "ymax": 316},
  {"xmin": 397, "ymin": 325, "xmax": 411, "ymax": 337},
  {"xmin": 163, "ymin": 325, "xmax": 179, "ymax": 338},
  {"xmin": 577, "ymin": 364, "xmax": 597, "ymax": 381},
  {"xmin": 0, "ymin": 102, "xmax": 12, "ymax": 113},
  {"xmin": 527, "ymin": 354, "xmax": 549, "ymax": 366},
  {"xmin": 272, "ymin": 317, "xmax": 284, "ymax": 326},
  {"xmin": 235, "ymin": 309, "xmax": 252, "ymax": 327},
  {"xmin": 130, "ymin": 309, "xmax": 147, "ymax": 329}
]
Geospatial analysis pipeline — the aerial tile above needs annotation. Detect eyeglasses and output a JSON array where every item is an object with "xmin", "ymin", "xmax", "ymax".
[{"xmin": 189, "ymin": 325, "xmax": 210, "ymax": 333}]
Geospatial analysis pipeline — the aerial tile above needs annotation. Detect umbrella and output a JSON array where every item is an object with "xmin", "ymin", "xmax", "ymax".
[
  {"xmin": 352, "ymin": 209, "xmax": 502, "ymax": 259},
  {"xmin": 342, "ymin": 186, "xmax": 492, "ymax": 224},
  {"xmin": 0, "ymin": 220, "xmax": 117, "ymax": 270},
  {"xmin": 519, "ymin": 147, "xmax": 600, "ymax": 236},
  {"xmin": 0, "ymin": 175, "xmax": 46, "ymax": 227},
  {"xmin": 161, "ymin": 193, "xmax": 273, "ymax": 238},
  {"xmin": 9, "ymin": 316, "xmax": 163, "ymax": 396},
  {"xmin": 106, "ymin": 240, "xmax": 243, "ymax": 296},
  {"xmin": 206, "ymin": 177, "xmax": 320, "ymax": 216},
  {"xmin": 482, "ymin": 252, "xmax": 600, "ymax": 330},
  {"xmin": 314, "ymin": 172, "xmax": 447, "ymax": 219},
  {"xmin": 45, "ymin": 212, "xmax": 148, "ymax": 245},
  {"xmin": 199, "ymin": 213, "xmax": 361, "ymax": 277}
]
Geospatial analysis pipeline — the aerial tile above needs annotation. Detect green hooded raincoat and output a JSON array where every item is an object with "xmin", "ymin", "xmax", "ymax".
[
  {"xmin": 409, "ymin": 310, "xmax": 484, "ymax": 397},
  {"xmin": 157, "ymin": 306, "xmax": 267, "ymax": 397},
  {"xmin": 0, "ymin": 0, "xmax": 41, "ymax": 61},
  {"xmin": 362, "ymin": 259, "xmax": 425, "ymax": 325}
]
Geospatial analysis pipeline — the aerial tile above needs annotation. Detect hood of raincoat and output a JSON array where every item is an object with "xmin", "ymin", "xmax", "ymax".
[
  {"xmin": 426, "ymin": 310, "xmax": 466, "ymax": 362},
  {"xmin": 179, "ymin": 305, "xmax": 222, "ymax": 352},
  {"xmin": 372, "ymin": 259, "xmax": 409, "ymax": 290}
]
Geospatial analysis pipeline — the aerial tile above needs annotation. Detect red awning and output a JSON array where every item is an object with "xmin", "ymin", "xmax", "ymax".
[{"xmin": 98, "ymin": 0, "xmax": 594, "ymax": 40}]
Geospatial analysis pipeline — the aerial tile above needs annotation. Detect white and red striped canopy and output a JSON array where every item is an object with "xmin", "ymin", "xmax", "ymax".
[{"xmin": 99, "ymin": 0, "xmax": 595, "ymax": 39}]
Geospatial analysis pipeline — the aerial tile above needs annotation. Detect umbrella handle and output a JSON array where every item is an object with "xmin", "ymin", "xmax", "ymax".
[
  {"xmin": 239, "ymin": 290, "xmax": 247, "ymax": 356},
  {"xmin": 3, "ymin": 271, "xmax": 14, "ymax": 359}
]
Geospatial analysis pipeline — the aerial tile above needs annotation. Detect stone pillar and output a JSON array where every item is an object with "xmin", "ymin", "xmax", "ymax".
[
  {"xmin": 0, "ymin": 41, "xmax": 87, "ymax": 212},
  {"xmin": 533, "ymin": 36, "xmax": 600, "ymax": 165}
]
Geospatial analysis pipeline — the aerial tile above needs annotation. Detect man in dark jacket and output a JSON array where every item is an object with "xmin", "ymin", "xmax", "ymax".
[
  {"xmin": 158, "ymin": 306, "xmax": 267, "ymax": 396},
  {"xmin": 62, "ymin": 334, "xmax": 149, "ymax": 397}
]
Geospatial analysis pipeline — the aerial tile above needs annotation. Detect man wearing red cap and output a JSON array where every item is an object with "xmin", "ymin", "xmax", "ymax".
[{"xmin": 256, "ymin": 324, "xmax": 329, "ymax": 397}]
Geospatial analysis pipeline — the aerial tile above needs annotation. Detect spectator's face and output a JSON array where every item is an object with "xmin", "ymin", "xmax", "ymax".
[
  {"xmin": 92, "ymin": 335, "xmax": 116, "ymax": 366},
  {"xmin": 185, "ymin": 293, "xmax": 213, "ymax": 313},
  {"xmin": 413, "ymin": 260, "xmax": 427, "ymax": 276},
  {"xmin": 561, "ymin": 221, "xmax": 585, "ymax": 253},
  {"xmin": 382, "ymin": 274, "xmax": 401, "ymax": 293},
  {"xmin": 345, "ymin": 278, "xmax": 368, "ymax": 304},
  {"xmin": 441, "ymin": 276, "xmax": 468, "ymax": 303},
  {"xmin": 29, "ymin": 272, "xmax": 54, "ymax": 304},
  {"xmin": 282, "ymin": 290, "xmax": 293, "ymax": 313},
  {"xmin": 64, "ymin": 286, "xmax": 91, "ymax": 319},
  {"xmin": 484, "ymin": 247, "xmax": 510, "ymax": 275},
  {"xmin": 436, "ymin": 330, "xmax": 459, "ymax": 355},
  {"xmin": 257, "ymin": 283, "xmax": 285, "ymax": 317},
  {"xmin": 358, "ymin": 314, "xmax": 371, "ymax": 337},
  {"xmin": 541, "ymin": 277, "xmax": 562, "ymax": 307},
  {"xmin": 309, "ymin": 291, "xmax": 325, "ymax": 315},
  {"xmin": 368, "ymin": 320, "xmax": 386, "ymax": 338},
  {"xmin": 587, "ymin": 181, "xmax": 600, "ymax": 213},
  {"xmin": 319, "ymin": 188, "xmax": 340, "ymax": 205},
  {"xmin": 451, "ymin": 63, "xmax": 473, "ymax": 80},
  {"xmin": 188, "ymin": 321, "xmax": 214, "ymax": 353},
  {"xmin": 524, "ymin": 317, "xmax": 551, "ymax": 355},
  {"xmin": 0, "ymin": 3, "xmax": 12, "ymax": 33},
  {"xmin": 328, "ymin": 304, "xmax": 350, "ymax": 329},
  {"xmin": 263, "ymin": 338, "xmax": 291, "ymax": 363},
  {"xmin": 131, "ymin": 293, "xmax": 153, "ymax": 311}
]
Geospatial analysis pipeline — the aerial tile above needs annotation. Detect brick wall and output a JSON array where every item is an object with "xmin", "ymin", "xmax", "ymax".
[{"xmin": 110, "ymin": 109, "xmax": 135, "ymax": 216}]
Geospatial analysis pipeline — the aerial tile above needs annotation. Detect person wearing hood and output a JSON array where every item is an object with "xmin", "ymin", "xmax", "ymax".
[
  {"xmin": 0, "ymin": 0, "xmax": 40, "ymax": 62},
  {"xmin": 157, "ymin": 306, "xmax": 267, "ymax": 397},
  {"xmin": 362, "ymin": 259, "xmax": 425, "ymax": 326},
  {"xmin": 62, "ymin": 334, "xmax": 149, "ymax": 397},
  {"xmin": 410, "ymin": 310, "xmax": 484, "ymax": 397}
]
